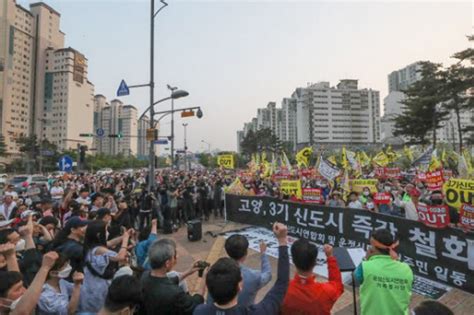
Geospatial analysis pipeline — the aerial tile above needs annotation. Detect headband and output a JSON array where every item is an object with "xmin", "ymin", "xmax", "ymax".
[{"xmin": 370, "ymin": 237, "xmax": 399, "ymax": 260}]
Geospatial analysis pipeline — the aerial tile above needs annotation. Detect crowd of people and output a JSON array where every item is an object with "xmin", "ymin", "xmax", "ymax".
[{"xmin": 0, "ymin": 168, "xmax": 461, "ymax": 314}]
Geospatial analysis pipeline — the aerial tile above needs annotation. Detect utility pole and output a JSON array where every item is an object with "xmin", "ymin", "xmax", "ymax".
[{"xmin": 148, "ymin": 0, "xmax": 156, "ymax": 193}]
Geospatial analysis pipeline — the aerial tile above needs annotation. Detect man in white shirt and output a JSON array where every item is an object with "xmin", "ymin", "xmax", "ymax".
[
  {"xmin": 0, "ymin": 194, "xmax": 18, "ymax": 220},
  {"xmin": 50, "ymin": 181, "xmax": 65, "ymax": 205},
  {"xmin": 347, "ymin": 192, "xmax": 363, "ymax": 209}
]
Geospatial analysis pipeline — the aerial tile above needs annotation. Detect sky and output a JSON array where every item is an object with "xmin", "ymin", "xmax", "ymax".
[{"xmin": 18, "ymin": 0, "xmax": 473, "ymax": 153}]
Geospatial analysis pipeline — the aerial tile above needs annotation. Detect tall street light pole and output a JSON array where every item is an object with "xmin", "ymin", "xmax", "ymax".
[
  {"xmin": 167, "ymin": 84, "xmax": 178, "ymax": 169},
  {"xmin": 201, "ymin": 140, "xmax": 211, "ymax": 153},
  {"xmin": 148, "ymin": 0, "xmax": 156, "ymax": 193},
  {"xmin": 183, "ymin": 123, "xmax": 188, "ymax": 171}
]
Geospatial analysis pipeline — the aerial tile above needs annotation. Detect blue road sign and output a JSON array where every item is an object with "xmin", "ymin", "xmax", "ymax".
[
  {"xmin": 58, "ymin": 155, "xmax": 73, "ymax": 172},
  {"xmin": 154, "ymin": 139, "xmax": 169, "ymax": 145},
  {"xmin": 117, "ymin": 80, "xmax": 130, "ymax": 97},
  {"xmin": 96, "ymin": 128, "xmax": 105, "ymax": 137}
]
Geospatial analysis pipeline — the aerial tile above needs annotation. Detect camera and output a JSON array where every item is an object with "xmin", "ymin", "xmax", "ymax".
[{"xmin": 196, "ymin": 260, "xmax": 210, "ymax": 277}]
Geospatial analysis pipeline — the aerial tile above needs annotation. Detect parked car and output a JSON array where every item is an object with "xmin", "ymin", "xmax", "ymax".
[
  {"xmin": 9, "ymin": 174, "xmax": 49, "ymax": 191},
  {"xmin": 96, "ymin": 168, "xmax": 113, "ymax": 176}
]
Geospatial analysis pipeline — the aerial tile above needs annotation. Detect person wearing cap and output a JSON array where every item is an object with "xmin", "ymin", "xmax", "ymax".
[
  {"xmin": 354, "ymin": 229, "xmax": 413, "ymax": 315},
  {"xmin": 52, "ymin": 217, "xmax": 88, "ymax": 277},
  {"xmin": 393, "ymin": 187, "xmax": 420, "ymax": 221},
  {"xmin": 429, "ymin": 190, "xmax": 459, "ymax": 227}
]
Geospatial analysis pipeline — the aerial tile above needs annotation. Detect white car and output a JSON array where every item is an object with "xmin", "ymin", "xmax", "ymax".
[{"xmin": 97, "ymin": 168, "xmax": 113, "ymax": 176}]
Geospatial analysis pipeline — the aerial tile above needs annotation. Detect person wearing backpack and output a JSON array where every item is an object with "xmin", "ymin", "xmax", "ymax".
[{"xmin": 77, "ymin": 221, "xmax": 130, "ymax": 314}]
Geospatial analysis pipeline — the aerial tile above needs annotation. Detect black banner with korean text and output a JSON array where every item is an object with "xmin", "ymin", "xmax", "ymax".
[{"xmin": 225, "ymin": 194, "xmax": 474, "ymax": 294}]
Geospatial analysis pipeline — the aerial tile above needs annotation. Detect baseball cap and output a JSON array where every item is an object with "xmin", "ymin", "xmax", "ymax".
[
  {"xmin": 65, "ymin": 216, "xmax": 89, "ymax": 230},
  {"xmin": 409, "ymin": 188, "xmax": 421, "ymax": 198}
]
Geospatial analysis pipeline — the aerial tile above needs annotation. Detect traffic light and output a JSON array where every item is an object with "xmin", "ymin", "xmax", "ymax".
[
  {"xmin": 79, "ymin": 133, "xmax": 94, "ymax": 137},
  {"xmin": 79, "ymin": 145, "xmax": 88, "ymax": 163}
]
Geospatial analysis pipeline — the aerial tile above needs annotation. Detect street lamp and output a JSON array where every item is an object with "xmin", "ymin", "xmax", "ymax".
[
  {"xmin": 201, "ymin": 140, "xmax": 211, "ymax": 153},
  {"xmin": 167, "ymin": 85, "xmax": 178, "ymax": 169},
  {"xmin": 183, "ymin": 123, "xmax": 188, "ymax": 171}
]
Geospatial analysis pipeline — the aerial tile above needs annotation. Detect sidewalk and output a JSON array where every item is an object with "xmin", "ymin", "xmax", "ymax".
[{"xmin": 164, "ymin": 218, "xmax": 473, "ymax": 314}]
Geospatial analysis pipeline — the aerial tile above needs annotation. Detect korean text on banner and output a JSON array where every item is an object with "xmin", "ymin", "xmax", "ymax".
[
  {"xmin": 426, "ymin": 170, "xmax": 444, "ymax": 191},
  {"xmin": 225, "ymin": 194, "xmax": 474, "ymax": 294},
  {"xmin": 442, "ymin": 179, "xmax": 474, "ymax": 210},
  {"xmin": 217, "ymin": 154, "xmax": 235, "ymax": 169},
  {"xmin": 280, "ymin": 180, "xmax": 302, "ymax": 199},
  {"xmin": 416, "ymin": 203, "xmax": 450, "ymax": 228},
  {"xmin": 350, "ymin": 179, "xmax": 378, "ymax": 193},
  {"xmin": 302, "ymin": 188, "xmax": 322, "ymax": 204},
  {"xmin": 459, "ymin": 204, "xmax": 474, "ymax": 229}
]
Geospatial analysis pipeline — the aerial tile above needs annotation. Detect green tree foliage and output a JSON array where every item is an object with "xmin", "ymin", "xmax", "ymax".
[
  {"xmin": 240, "ymin": 128, "xmax": 280, "ymax": 155},
  {"xmin": 443, "ymin": 39, "xmax": 474, "ymax": 151},
  {"xmin": 393, "ymin": 61, "xmax": 450, "ymax": 145}
]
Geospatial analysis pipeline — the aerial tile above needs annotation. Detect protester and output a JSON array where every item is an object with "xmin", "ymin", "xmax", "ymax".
[
  {"xmin": 78, "ymin": 220, "xmax": 130, "ymax": 313},
  {"xmin": 194, "ymin": 222, "xmax": 289, "ymax": 315},
  {"xmin": 37, "ymin": 253, "xmax": 84, "ymax": 315},
  {"xmin": 354, "ymin": 228, "xmax": 414, "ymax": 315},
  {"xmin": 281, "ymin": 241, "xmax": 343, "ymax": 315},
  {"xmin": 98, "ymin": 275, "xmax": 142, "ymax": 315},
  {"xmin": 207, "ymin": 234, "xmax": 272, "ymax": 307},
  {"xmin": 141, "ymin": 238, "xmax": 207, "ymax": 314}
]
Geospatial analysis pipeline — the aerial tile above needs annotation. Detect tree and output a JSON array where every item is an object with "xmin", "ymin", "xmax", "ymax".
[
  {"xmin": 443, "ymin": 38, "xmax": 474, "ymax": 152},
  {"xmin": 240, "ymin": 128, "xmax": 281, "ymax": 155},
  {"xmin": 393, "ymin": 61, "xmax": 450, "ymax": 146},
  {"xmin": 0, "ymin": 134, "xmax": 7, "ymax": 157},
  {"xmin": 15, "ymin": 135, "xmax": 39, "ymax": 173}
]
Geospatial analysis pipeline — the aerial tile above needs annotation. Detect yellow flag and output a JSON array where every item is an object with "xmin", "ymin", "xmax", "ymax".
[
  {"xmin": 328, "ymin": 155, "xmax": 337, "ymax": 165},
  {"xmin": 296, "ymin": 147, "xmax": 313, "ymax": 168},
  {"xmin": 441, "ymin": 149, "xmax": 448, "ymax": 165},
  {"xmin": 341, "ymin": 146, "xmax": 349, "ymax": 170},
  {"xmin": 372, "ymin": 151, "xmax": 389, "ymax": 167},
  {"xmin": 358, "ymin": 151, "xmax": 371, "ymax": 167},
  {"xmin": 428, "ymin": 150, "xmax": 441, "ymax": 171},
  {"xmin": 404, "ymin": 146, "xmax": 414, "ymax": 162}
]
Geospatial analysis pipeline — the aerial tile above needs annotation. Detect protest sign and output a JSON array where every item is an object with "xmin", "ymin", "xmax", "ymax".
[
  {"xmin": 280, "ymin": 180, "xmax": 302, "ymax": 199},
  {"xmin": 302, "ymin": 188, "xmax": 323, "ymax": 204},
  {"xmin": 318, "ymin": 158, "xmax": 340, "ymax": 181},
  {"xmin": 426, "ymin": 170, "xmax": 444, "ymax": 191},
  {"xmin": 459, "ymin": 203, "xmax": 474, "ymax": 229},
  {"xmin": 350, "ymin": 179, "xmax": 378, "ymax": 193},
  {"xmin": 416, "ymin": 203, "xmax": 450, "ymax": 228},
  {"xmin": 443, "ymin": 178, "xmax": 474, "ymax": 210},
  {"xmin": 226, "ymin": 194, "xmax": 474, "ymax": 294},
  {"xmin": 373, "ymin": 192, "xmax": 391, "ymax": 205},
  {"xmin": 217, "ymin": 154, "xmax": 234, "ymax": 169}
]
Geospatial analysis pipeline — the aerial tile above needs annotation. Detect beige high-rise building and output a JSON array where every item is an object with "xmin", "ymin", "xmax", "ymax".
[
  {"xmin": 137, "ymin": 115, "xmax": 150, "ymax": 159},
  {"xmin": 29, "ymin": 2, "xmax": 65, "ymax": 136},
  {"xmin": 101, "ymin": 99, "xmax": 138, "ymax": 156},
  {"xmin": 0, "ymin": 1, "xmax": 94, "ymax": 156},
  {"xmin": 93, "ymin": 94, "xmax": 109, "ymax": 153},
  {"xmin": 0, "ymin": 0, "xmax": 35, "ymax": 153},
  {"xmin": 42, "ymin": 47, "xmax": 94, "ymax": 151}
]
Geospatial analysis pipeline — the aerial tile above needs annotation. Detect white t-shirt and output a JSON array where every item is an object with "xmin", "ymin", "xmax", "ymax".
[
  {"xmin": 348, "ymin": 200, "xmax": 363, "ymax": 209},
  {"xmin": 50, "ymin": 186, "xmax": 64, "ymax": 200}
]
